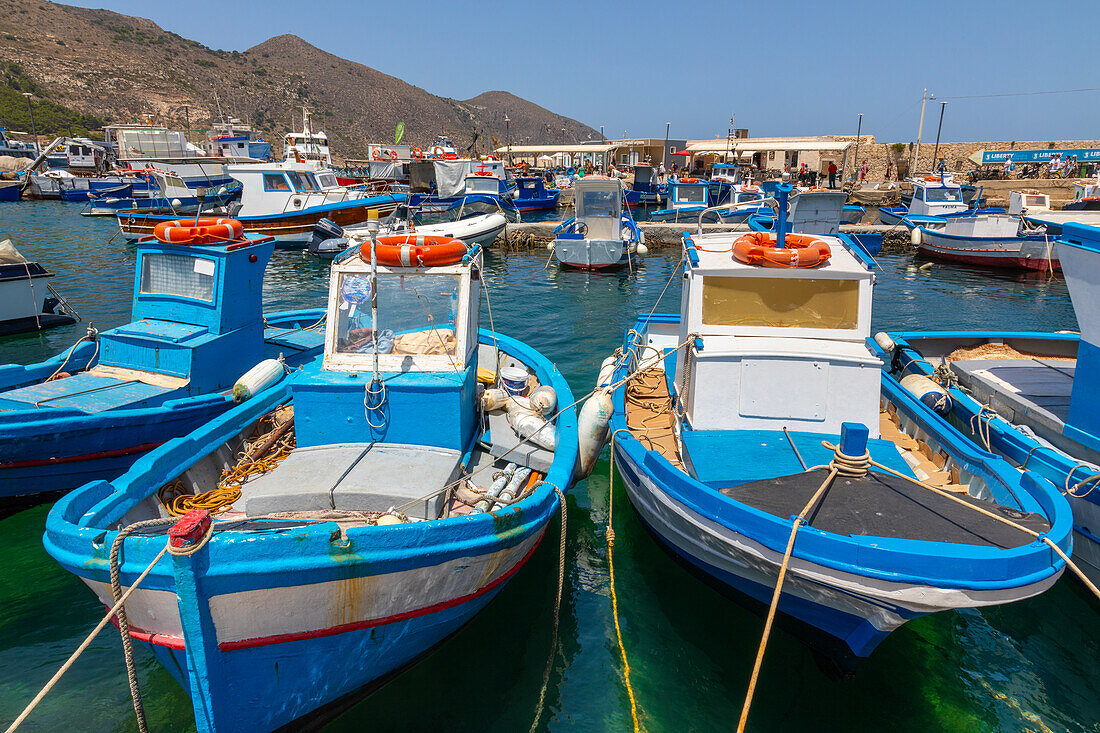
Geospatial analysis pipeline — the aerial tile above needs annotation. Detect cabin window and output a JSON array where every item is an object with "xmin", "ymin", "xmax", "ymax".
[
  {"xmin": 316, "ymin": 173, "xmax": 337, "ymax": 188},
  {"xmin": 295, "ymin": 173, "xmax": 319, "ymax": 191},
  {"xmin": 263, "ymin": 174, "xmax": 290, "ymax": 191},
  {"xmin": 579, "ymin": 189, "xmax": 619, "ymax": 217},
  {"xmin": 285, "ymin": 172, "xmax": 306, "ymax": 191},
  {"xmin": 701, "ymin": 276, "xmax": 859, "ymax": 330},
  {"xmin": 674, "ymin": 186, "xmax": 706, "ymax": 204},
  {"xmin": 140, "ymin": 253, "xmax": 216, "ymax": 302},
  {"xmin": 333, "ymin": 272, "xmax": 461, "ymax": 357},
  {"xmin": 1027, "ymin": 196, "xmax": 1045, "ymax": 206},
  {"xmin": 914, "ymin": 188, "xmax": 925, "ymax": 201},
  {"xmin": 925, "ymin": 187, "xmax": 961, "ymax": 202}
]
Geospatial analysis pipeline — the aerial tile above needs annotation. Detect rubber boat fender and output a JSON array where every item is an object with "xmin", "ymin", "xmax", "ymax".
[
  {"xmin": 232, "ymin": 358, "xmax": 285, "ymax": 402},
  {"xmin": 480, "ymin": 387, "xmax": 509, "ymax": 411},
  {"xmin": 873, "ymin": 332, "xmax": 897, "ymax": 353},
  {"xmin": 911, "ymin": 227, "xmax": 923, "ymax": 246},
  {"xmin": 899, "ymin": 373, "xmax": 953, "ymax": 414},
  {"xmin": 529, "ymin": 385, "xmax": 557, "ymax": 415},
  {"xmin": 508, "ymin": 408, "xmax": 557, "ymax": 451},
  {"xmin": 596, "ymin": 356, "xmax": 617, "ymax": 388},
  {"xmin": 577, "ymin": 389, "xmax": 613, "ymax": 478}
]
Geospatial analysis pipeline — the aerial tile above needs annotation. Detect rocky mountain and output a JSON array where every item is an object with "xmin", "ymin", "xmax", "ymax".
[{"xmin": 0, "ymin": 0, "xmax": 599, "ymax": 159}]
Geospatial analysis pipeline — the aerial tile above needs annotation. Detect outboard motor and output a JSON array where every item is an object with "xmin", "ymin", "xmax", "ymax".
[{"xmin": 307, "ymin": 218, "xmax": 346, "ymax": 257}]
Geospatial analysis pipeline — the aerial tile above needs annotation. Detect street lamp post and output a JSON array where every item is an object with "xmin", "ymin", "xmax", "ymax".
[
  {"xmin": 851, "ymin": 113, "xmax": 863, "ymax": 183},
  {"xmin": 931, "ymin": 102, "xmax": 948, "ymax": 176},
  {"xmin": 22, "ymin": 93, "xmax": 38, "ymax": 153},
  {"xmin": 504, "ymin": 114, "xmax": 511, "ymax": 165}
]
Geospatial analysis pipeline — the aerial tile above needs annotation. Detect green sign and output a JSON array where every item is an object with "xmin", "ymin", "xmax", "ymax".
[{"xmin": 395, "ymin": 122, "xmax": 405, "ymax": 145}]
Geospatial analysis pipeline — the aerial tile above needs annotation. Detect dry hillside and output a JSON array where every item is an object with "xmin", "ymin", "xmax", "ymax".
[{"xmin": 0, "ymin": 0, "xmax": 599, "ymax": 159}]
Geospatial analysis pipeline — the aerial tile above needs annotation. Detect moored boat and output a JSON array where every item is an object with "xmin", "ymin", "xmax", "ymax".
[
  {"xmin": 913, "ymin": 214, "xmax": 1059, "ymax": 271},
  {"xmin": 551, "ymin": 177, "xmax": 646, "ymax": 269},
  {"xmin": 883, "ymin": 222, "xmax": 1100, "ymax": 585},
  {"xmin": 590, "ymin": 186, "xmax": 1072, "ymax": 671},
  {"xmin": 512, "ymin": 175, "xmax": 560, "ymax": 211},
  {"xmin": 0, "ymin": 223, "xmax": 325, "ymax": 503},
  {"xmin": 41, "ymin": 229, "xmax": 577, "ymax": 731},
  {"xmin": 306, "ymin": 209, "xmax": 508, "ymax": 257},
  {"xmin": 879, "ymin": 177, "xmax": 1004, "ymax": 229},
  {"xmin": 0, "ymin": 238, "xmax": 79, "ymax": 337}
]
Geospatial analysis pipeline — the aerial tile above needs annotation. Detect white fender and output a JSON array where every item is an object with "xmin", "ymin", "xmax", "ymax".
[
  {"xmin": 596, "ymin": 356, "xmax": 617, "ymax": 388},
  {"xmin": 899, "ymin": 373, "xmax": 953, "ymax": 414},
  {"xmin": 910, "ymin": 227, "xmax": 922, "ymax": 246},
  {"xmin": 508, "ymin": 409, "xmax": 558, "ymax": 451},
  {"xmin": 529, "ymin": 385, "xmax": 558, "ymax": 415},
  {"xmin": 232, "ymin": 359, "xmax": 285, "ymax": 402},
  {"xmin": 577, "ymin": 389, "xmax": 613, "ymax": 478}
]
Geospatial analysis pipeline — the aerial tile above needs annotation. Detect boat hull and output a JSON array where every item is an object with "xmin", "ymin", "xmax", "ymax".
[
  {"xmin": 553, "ymin": 238, "xmax": 632, "ymax": 270},
  {"xmin": 916, "ymin": 229, "xmax": 1059, "ymax": 270},
  {"xmin": 117, "ymin": 197, "xmax": 404, "ymax": 245},
  {"xmin": 0, "ymin": 181, "xmax": 20, "ymax": 202}
]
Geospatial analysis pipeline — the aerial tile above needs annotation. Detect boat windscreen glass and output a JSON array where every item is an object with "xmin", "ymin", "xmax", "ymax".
[
  {"xmin": 579, "ymin": 189, "xmax": 620, "ymax": 217},
  {"xmin": 925, "ymin": 187, "xmax": 962, "ymax": 202},
  {"xmin": 675, "ymin": 186, "xmax": 707, "ymax": 204},
  {"xmin": 140, "ymin": 253, "xmax": 216, "ymax": 302},
  {"xmin": 316, "ymin": 173, "xmax": 338, "ymax": 189},
  {"xmin": 701, "ymin": 276, "xmax": 859, "ymax": 329},
  {"xmin": 263, "ymin": 174, "xmax": 290, "ymax": 192},
  {"xmin": 334, "ymin": 272, "xmax": 461, "ymax": 357}
]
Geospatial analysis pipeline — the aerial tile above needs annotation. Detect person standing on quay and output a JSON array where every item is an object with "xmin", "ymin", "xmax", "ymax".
[
  {"xmin": 828, "ymin": 161, "xmax": 837, "ymax": 188},
  {"xmin": 859, "ymin": 159, "xmax": 868, "ymax": 183},
  {"xmin": 885, "ymin": 160, "xmax": 893, "ymax": 180}
]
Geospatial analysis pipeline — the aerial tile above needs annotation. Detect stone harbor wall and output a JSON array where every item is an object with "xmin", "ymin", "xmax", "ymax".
[{"xmin": 835, "ymin": 137, "xmax": 1100, "ymax": 179}]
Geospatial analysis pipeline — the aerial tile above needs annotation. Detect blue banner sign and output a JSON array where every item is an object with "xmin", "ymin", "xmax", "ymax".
[{"xmin": 981, "ymin": 148, "xmax": 1100, "ymax": 164}]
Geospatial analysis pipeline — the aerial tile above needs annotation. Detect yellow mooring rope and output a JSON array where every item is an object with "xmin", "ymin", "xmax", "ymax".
[{"xmin": 608, "ymin": 429, "xmax": 642, "ymax": 732}]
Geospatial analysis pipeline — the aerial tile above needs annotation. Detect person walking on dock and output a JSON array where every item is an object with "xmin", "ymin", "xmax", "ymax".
[
  {"xmin": 828, "ymin": 161, "xmax": 837, "ymax": 189},
  {"xmin": 885, "ymin": 160, "xmax": 893, "ymax": 181},
  {"xmin": 859, "ymin": 160, "xmax": 868, "ymax": 183}
]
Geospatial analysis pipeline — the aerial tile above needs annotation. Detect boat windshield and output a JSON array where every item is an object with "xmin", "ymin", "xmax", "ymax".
[
  {"xmin": 316, "ymin": 172, "xmax": 339, "ymax": 189},
  {"xmin": 578, "ymin": 189, "xmax": 620, "ymax": 218},
  {"xmin": 925, "ymin": 187, "xmax": 962, "ymax": 202},
  {"xmin": 333, "ymin": 272, "xmax": 461, "ymax": 356},
  {"xmin": 674, "ymin": 186, "xmax": 707, "ymax": 204}
]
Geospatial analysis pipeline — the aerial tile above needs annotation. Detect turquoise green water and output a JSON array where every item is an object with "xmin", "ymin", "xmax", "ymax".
[{"xmin": 1, "ymin": 201, "xmax": 1097, "ymax": 732}]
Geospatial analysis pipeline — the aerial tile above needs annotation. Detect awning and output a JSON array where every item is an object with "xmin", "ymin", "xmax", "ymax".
[{"xmin": 493, "ymin": 144, "xmax": 618, "ymax": 154}]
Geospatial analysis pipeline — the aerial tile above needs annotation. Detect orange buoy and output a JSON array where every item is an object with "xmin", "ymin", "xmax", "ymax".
[
  {"xmin": 362, "ymin": 234, "xmax": 468, "ymax": 267},
  {"xmin": 682, "ymin": 177, "xmax": 699, "ymax": 183},
  {"xmin": 731, "ymin": 232, "xmax": 831, "ymax": 268},
  {"xmin": 153, "ymin": 218, "xmax": 244, "ymax": 245}
]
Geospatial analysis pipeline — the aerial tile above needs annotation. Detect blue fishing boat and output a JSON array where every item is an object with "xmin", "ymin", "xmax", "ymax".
[
  {"xmin": 407, "ymin": 159, "xmax": 518, "ymax": 216},
  {"xmin": 648, "ymin": 180, "xmax": 718, "ymax": 222},
  {"xmin": 0, "ymin": 223, "xmax": 325, "ymax": 503},
  {"xmin": 0, "ymin": 180, "xmax": 20, "ymax": 202},
  {"xmin": 883, "ymin": 222, "xmax": 1100, "ymax": 585},
  {"xmin": 82, "ymin": 173, "xmax": 241, "ymax": 218},
  {"xmin": 745, "ymin": 189, "xmax": 881, "ymax": 267},
  {"xmin": 590, "ymin": 186, "xmax": 1072, "ymax": 671},
  {"xmin": 42, "ymin": 230, "xmax": 578, "ymax": 731},
  {"xmin": 912, "ymin": 214, "xmax": 1058, "ymax": 271},
  {"xmin": 551, "ymin": 177, "xmax": 646, "ymax": 269},
  {"xmin": 58, "ymin": 181, "xmax": 133, "ymax": 203},
  {"xmin": 623, "ymin": 163, "xmax": 661, "ymax": 207},
  {"xmin": 511, "ymin": 175, "xmax": 560, "ymax": 211}
]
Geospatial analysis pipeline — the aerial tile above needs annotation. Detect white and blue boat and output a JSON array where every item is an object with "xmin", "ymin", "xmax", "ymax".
[
  {"xmin": 551, "ymin": 177, "xmax": 646, "ymax": 269},
  {"xmin": 42, "ymin": 233, "xmax": 578, "ymax": 731},
  {"xmin": 879, "ymin": 176, "xmax": 1003, "ymax": 229},
  {"xmin": 912, "ymin": 213, "xmax": 1059, "ymax": 271},
  {"xmin": 82, "ymin": 171, "xmax": 241, "ymax": 218},
  {"xmin": 648, "ymin": 179, "xmax": 721, "ymax": 222},
  {"xmin": 0, "ymin": 239, "xmax": 79, "ymax": 336},
  {"xmin": 883, "ymin": 222, "xmax": 1100, "ymax": 585},
  {"xmin": 407, "ymin": 159, "xmax": 517, "ymax": 216},
  {"xmin": 594, "ymin": 190, "xmax": 1072, "ymax": 670},
  {"xmin": 745, "ymin": 189, "xmax": 882, "ymax": 266},
  {"xmin": 116, "ymin": 161, "xmax": 405, "ymax": 246},
  {"xmin": 512, "ymin": 175, "xmax": 560, "ymax": 211},
  {"xmin": 0, "ymin": 224, "xmax": 325, "ymax": 503}
]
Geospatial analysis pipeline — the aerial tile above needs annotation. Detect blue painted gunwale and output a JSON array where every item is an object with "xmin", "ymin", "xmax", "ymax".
[
  {"xmin": 117, "ymin": 193, "xmax": 406, "ymax": 225},
  {"xmin": 608, "ymin": 315, "xmax": 1071, "ymax": 590},
  {"xmin": 43, "ymin": 327, "xmax": 578, "ymax": 729},
  {"xmin": 0, "ymin": 308, "xmax": 326, "ymax": 500},
  {"xmin": 888, "ymin": 330, "xmax": 1100, "ymax": 515}
]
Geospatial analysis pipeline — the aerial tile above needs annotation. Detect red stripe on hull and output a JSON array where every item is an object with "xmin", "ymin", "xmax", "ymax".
[
  {"xmin": 115, "ymin": 529, "xmax": 546, "ymax": 652},
  {"xmin": 0, "ymin": 441, "xmax": 164, "ymax": 470},
  {"xmin": 917, "ymin": 246, "xmax": 1061, "ymax": 271}
]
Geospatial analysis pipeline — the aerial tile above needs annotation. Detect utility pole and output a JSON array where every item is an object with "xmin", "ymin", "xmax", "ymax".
[
  {"xmin": 663, "ymin": 121, "xmax": 670, "ymax": 170},
  {"xmin": 913, "ymin": 89, "xmax": 932, "ymax": 174},
  {"xmin": 504, "ymin": 114, "xmax": 511, "ymax": 165},
  {"xmin": 852, "ymin": 113, "xmax": 864, "ymax": 183},
  {"xmin": 22, "ymin": 93, "xmax": 38, "ymax": 152},
  {"xmin": 184, "ymin": 105, "xmax": 191, "ymax": 143},
  {"xmin": 931, "ymin": 102, "xmax": 947, "ymax": 175}
]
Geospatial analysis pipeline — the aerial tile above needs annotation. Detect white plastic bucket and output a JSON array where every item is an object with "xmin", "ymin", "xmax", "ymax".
[{"xmin": 500, "ymin": 365, "xmax": 529, "ymax": 396}]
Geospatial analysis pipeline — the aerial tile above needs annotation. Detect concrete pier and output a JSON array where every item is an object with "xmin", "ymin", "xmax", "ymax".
[{"xmin": 503, "ymin": 221, "xmax": 903, "ymax": 247}]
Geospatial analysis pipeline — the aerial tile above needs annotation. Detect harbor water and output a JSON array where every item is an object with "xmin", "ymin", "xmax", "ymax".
[{"xmin": 1, "ymin": 201, "xmax": 1097, "ymax": 732}]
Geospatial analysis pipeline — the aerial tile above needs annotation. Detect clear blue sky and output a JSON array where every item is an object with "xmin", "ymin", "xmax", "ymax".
[{"xmin": 68, "ymin": 0, "xmax": 1097, "ymax": 143}]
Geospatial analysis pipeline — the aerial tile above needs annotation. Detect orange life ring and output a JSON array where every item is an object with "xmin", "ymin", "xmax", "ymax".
[
  {"xmin": 431, "ymin": 145, "xmax": 445, "ymax": 158},
  {"xmin": 153, "ymin": 218, "xmax": 244, "ymax": 245},
  {"xmin": 372, "ymin": 150, "xmax": 383, "ymax": 161},
  {"xmin": 924, "ymin": 175, "xmax": 941, "ymax": 181},
  {"xmin": 731, "ymin": 232, "xmax": 831, "ymax": 268},
  {"xmin": 363, "ymin": 234, "xmax": 468, "ymax": 267},
  {"xmin": 388, "ymin": 149, "xmax": 398, "ymax": 161},
  {"xmin": 682, "ymin": 177, "xmax": 699, "ymax": 183},
  {"xmin": 411, "ymin": 147, "xmax": 424, "ymax": 159},
  {"xmin": 474, "ymin": 171, "xmax": 493, "ymax": 176}
]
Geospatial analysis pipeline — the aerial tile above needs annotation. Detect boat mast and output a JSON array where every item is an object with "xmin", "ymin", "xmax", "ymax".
[{"xmin": 913, "ymin": 89, "xmax": 931, "ymax": 174}]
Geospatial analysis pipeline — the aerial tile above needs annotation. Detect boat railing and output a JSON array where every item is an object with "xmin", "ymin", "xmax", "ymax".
[{"xmin": 696, "ymin": 198, "xmax": 779, "ymax": 234}]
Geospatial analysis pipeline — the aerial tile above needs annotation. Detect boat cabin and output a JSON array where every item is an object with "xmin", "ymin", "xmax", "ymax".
[
  {"xmin": 283, "ymin": 110, "xmax": 332, "ymax": 166},
  {"xmin": 675, "ymin": 233, "xmax": 880, "ymax": 436},
  {"xmin": 571, "ymin": 178, "xmax": 625, "ymax": 240},
  {"xmin": 1058, "ymin": 224, "xmax": 1100, "ymax": 445},
  {"xmin": 908, "ymin": 180, "xmax": 968, "ymax": 217},
  {"xmin": 1008, "ymin": 190, "xmax": 1052, "ymax": 216},
  {"xmin": 226, "ymin": 161, "xmax": 348, "ymax": 216},
  {"xmin": 710, "ymin": 163, "xmax": 744, "ymax": 184},
  {"xmin": 1072, "ymin": 178, "xmax": 1100, "ymax": 203},
  {"xmin": 306, "ymin": 245, "xmax": 482, "ymax": 451},
  {"xmin": 667, "ymin": 181, "xmax": 710, "ymax": 210},
  {"xmin": 464, "ymin": 171, "xmax": 509, "ymax": 197},
  {"xmin": 515, "ymin": 176, "xmax": 552, "ymax": 201},
  {"xmin": 631, "ymin": 164, "xmax": 658, "ymax": 193}
]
